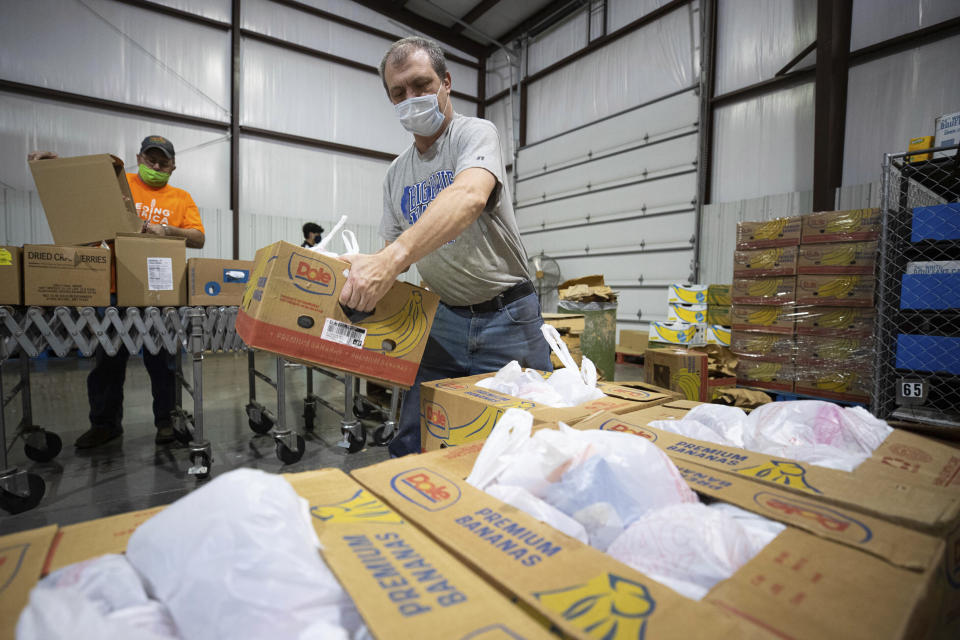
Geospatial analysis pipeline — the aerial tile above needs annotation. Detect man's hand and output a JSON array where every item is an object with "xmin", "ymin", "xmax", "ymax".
[
  {"xmin": 143, "ymin": 222, "xmax": 165, "ymax": 236},
  {"xmin": 27, "ymin": 151, "xmax": 58, "ymax": 161},
  {"xmin": 339, "ymin": 250, "xmax": 403, "ymax": 312}
]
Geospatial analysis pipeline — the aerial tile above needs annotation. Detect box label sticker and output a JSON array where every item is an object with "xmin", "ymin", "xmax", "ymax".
[
  {"xmin": 322, "ymin": 318, "xmax": 366, "ymax": 349},
  {"xmin": 146, "ymin": 257, "xmax": 174, "ymax": 291},
  {"xmin": 0, "ymin": 248, "xmax": 11, "ymax": 266}
]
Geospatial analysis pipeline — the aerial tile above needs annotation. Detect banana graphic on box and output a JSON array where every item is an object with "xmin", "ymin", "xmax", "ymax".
[
  {"xmin": 650, "ymin": 322, "xmax": 702, "ymax": 345},
  {"xmin": 671, "ymin": 367, "xmax": 701, "ymax": 400},
  {"xmin": 747, "ymin": 248, "xmax": 783, "ymax": 268},
  {"xmin": 824, "ymin": 209, "xmax": 864, "ymax": 234},
  {"xmin": 742, "ymin": 361, "xmax": 783, "ymax": 382},
  {"xmin": 815, "ymin": 308, "xmax": 858, "ymax": 328},
  {"xmin": 815, "ymin": 276, "xmax": 859, "ymax": 299},
  {"xmin": 740, "ymin": 334, "xmax": 781, "ymax": 353},
  {"xmin": 669, "ymin": 304, "xmax": 706, "ymax": 323},
  {"xmin": 752, "ymin": 218, "xmax": 786, "ymax": 240},
  {"xmin": 535, "ymin": 572, "xmax": 656, "ymax": 640},
  {"xmin": 813, "ymin": 338, "xmax": 860, "ymax": 360},
  {"xmin": 434, "ymin": 400, "xmax": 537, "ymax": 445},
  {"xmin": 746, "ymin": 307, "xmax": 781, "ymax": 325},
  {"xmin": 819, "ymin": 244, "xmax": 858, "ymax": 266},
  {"xmin": 669, "ymin": 284, "xmax": 707, "ymax": 304},
  {"xmin": 357, "ymin": 290, "xmax": 428, "ymax": 358},
  {"xmin": 812, "ymin": 371, "xmax": 855, "ymax": 392},
  {"xmin": 746, "ymin": 278, "xmax": 783, "ymax": 297}
]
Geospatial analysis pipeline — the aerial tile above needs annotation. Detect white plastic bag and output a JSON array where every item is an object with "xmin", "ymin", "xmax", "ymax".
[
  {"xmin": 485, "ymin": 484, "xmax": 589, "ymax": 543},
  {"xmin": 125, "ymin": 468, "xmax": 369, "ymax": 640},
  {"xmin": 17, "ymin": 554, "xmax": 179, "ymax": 640}
]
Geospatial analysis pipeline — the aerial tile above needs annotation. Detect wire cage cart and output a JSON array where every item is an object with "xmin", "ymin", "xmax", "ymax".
[{"xmin": 874, "ymin": 144, "xmax": 960, "ymax": 429}]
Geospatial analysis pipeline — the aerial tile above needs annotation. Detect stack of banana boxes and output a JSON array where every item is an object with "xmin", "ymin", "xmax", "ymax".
[
  {"xmin": 649, "ymin": 283, "xmax": 731, "ymax": 348},
  {"xmin": 731, "ymin": 209, "xmax": 879, "ymax": 401}
]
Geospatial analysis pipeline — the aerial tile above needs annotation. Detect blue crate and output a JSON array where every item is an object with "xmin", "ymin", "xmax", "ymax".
[
  {"xmin": 895, "ymin": 334, "xmax": 960, "ymax": 375},
  {"xmin": 900, "ymin": 271, "xmax": 960, "ymax": 309},
  {"xmin": 912, "ymin": 203, "xmax": 960, "ymax": 242}
]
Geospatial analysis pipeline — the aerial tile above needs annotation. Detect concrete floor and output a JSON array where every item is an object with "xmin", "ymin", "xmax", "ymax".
[{"xmin": 0, "ymin": 352, "xmax": 647, "ymax": 535}]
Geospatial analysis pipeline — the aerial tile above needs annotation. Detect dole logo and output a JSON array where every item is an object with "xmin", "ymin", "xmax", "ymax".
[
  {"xmin": 391, "ymin": 467, "xmax": 461, "ymax": 511},
  {"xmin": 753, "ymin": 492, "xmax": 872, "ymax": 543},
  {"xmin": 599, "ymin": 419, "xmax": 657, "ymax": 442},
  {"xmin": 288, "ymin": 254, "xmax": 336, "ymax": 296},
  {"xmin": 423, "ymin": 403, "xmax": 450, "ymax": 435}
]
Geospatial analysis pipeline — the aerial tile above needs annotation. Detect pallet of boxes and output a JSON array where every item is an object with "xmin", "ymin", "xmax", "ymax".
[
  {"xmin": 731, "ymin": 210, "xmax": 878, "ymax": 402},
  {"xmin": 645, "ymin": 284, "xmax": 737, "ymax": 401}
]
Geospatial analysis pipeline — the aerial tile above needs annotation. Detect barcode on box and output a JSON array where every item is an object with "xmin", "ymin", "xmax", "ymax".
[{"xmin": 321, "ymin": 318, "xmax": 366, "ymax": 349}]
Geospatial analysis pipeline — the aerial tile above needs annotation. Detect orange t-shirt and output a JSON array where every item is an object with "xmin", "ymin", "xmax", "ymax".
[{"xmin": 126, "ymin": 173, "xmax": 205, "ymax": 233}]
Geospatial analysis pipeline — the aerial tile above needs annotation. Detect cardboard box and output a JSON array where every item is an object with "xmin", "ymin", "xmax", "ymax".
[
  {"xmin": 801, "ymin": 209, "xmax": 881, "ymax": 244},
  {"xmin": 645, "ymin": 347, "xmax": 737, "ymax": 402},
  {"xmin": 796, "ymin": 274, "xmax": 875, "ymax": 307},
  {"xmin": 666, "ymin": 302, "xmax": 708, "ymax": 323},
  {"xmin": 794, "ymin": 334, "xmax": 873, "ymax": 366},
  {"xmin": 28, "ymin": 154, "xmax": 143, "ymax": 245},
  {"xmin": 707, "ymin": 283, "xmax": 731, "ymax": 306},
  {"xmin": 420, "ymin": 372, "xmax": 675, "ymax": 450},
  {"xmin": 736, "ymin": 358, "xmax": 795, "ymax": 392},
  {"xmin": 22, "ymin": 244, "xmax": 110, "ymax": 306},
  {"xmin": 0, "ymin": 246, "xmax": 23, "ymax": 305},
  {"xmin": 667, "ymin": 283, "xmax": 707, "ymax": 304},
  {"xmin": 618, "ymin": 328, "xmax": 649, "ymax": 354},
  {"xmin": 794, "ymin": 363, "xmax": 872, "ymax": 403},
  {"xmin": 730, "ymin": 304, "xmax": 796, "ymax": 334},
  {"xmin": 731, "ymin": 331, "xmax": 795, "ymax": 363},
  {"xmin": 896, "ymin": 334, "xmax": 960, "ymax": 375},
  {"xmin": 648, "ymin": 321, "xmax": 706, "ymax": 346},
  {"xmin": 798, "ymin": 241, "xmax": 877, "ymax": 275},
  {"xmin": 0, "ymin": 525, "xmax": 58, "ymax": 640},
  {"xmin": 43, "ymin": 506, "xmax": 166, "ymax": 574},
  {"xmin": 235, "ymin": 241, "xmax": 439, "ymax": 388},
  {"xmin": 934, "ymin": 110, "xmax": 960, "ymax": 159},
  {"xmin": 351, "ymin": 460, "xmax": 764, "ymax": 640},
  {"xmin": 285, "ymin": 469, "xmax": 553, "ymax": 640},
  {"xmin": 706, "ymin": 305, "xmax": 731, "ymax": 326},
  {"xmin": 187, "ymin": 258, "xmax": 254, "ymax": 306},
  {"xmin": 731, "ymin": 276, "xmax": 797, "ymax": 306},
  {"xmin": 733, "ymin": 246, "xmax": 799, "ymax": 277},
  {"xmin": 735, "ymin": 216, "xmax": 802, "ymax": 249},
  {"xmin": 542, "ymin": 312, "xmax": 585, "ymax": 334},
  {"xmin": 115, "ymin": 233, "xmax": 187, "ymax": 307},
  {"xmin": 912, "ymin": 203, "xmax": 960, "ymax": 242},
  {"xmin": 705, "ymin": 324, "xmax": 731, "ymax": 347},
  {"xmin": 907, "ymin": 135, "xmax": 935, "ymax": 162},
  {"xmin": 901, "ymin": 261, "xmax": 960, "ymax": 310},
  {"xmin": 794, "ymin": 305, "xmax": 875, "ymax": 336}
]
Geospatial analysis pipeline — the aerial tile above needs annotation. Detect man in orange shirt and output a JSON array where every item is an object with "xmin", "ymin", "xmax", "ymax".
[{"xmin": 30, "ymin": 135, "xmax": 206, "ymax": 448}]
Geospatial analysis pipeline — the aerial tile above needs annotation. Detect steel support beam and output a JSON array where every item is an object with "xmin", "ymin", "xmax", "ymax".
[
  {"xmin": 813, "ymin": 0, "xmax": 852, "ymax": 211},
  {"xmin": 451, "ymin": 0, "xmax": 503, "ymax": 34},
  {"xmin": 231, "ymin": 0, "xmax": 241, "ymax": 260},
  {"xmin": 356, "ymin": 0, "xmax": 486, "ymax": 58}
]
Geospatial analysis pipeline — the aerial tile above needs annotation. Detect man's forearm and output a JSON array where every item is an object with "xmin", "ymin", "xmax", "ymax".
[{"xmin": 167, "ymin": 226, "xmax": 205, "ymax": 248}]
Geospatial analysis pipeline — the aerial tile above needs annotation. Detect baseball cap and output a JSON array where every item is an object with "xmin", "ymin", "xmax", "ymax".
[{"xmin": 140, "ymin": 135, "xmax": 175, "ymax": 158}]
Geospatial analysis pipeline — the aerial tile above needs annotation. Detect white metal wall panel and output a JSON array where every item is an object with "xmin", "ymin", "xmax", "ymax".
[
  {"xmin": 151, "ymin": 0, "xmax": 231, "ymax": 22},
  {"xmin": 0, "ymin": 188, "xmax": 53, "ymax": 247},
  {"xmin": 485, "ymin": 49, "xmax": 515, "ymax": 96},
  {"xmin": 527, "ymin": 9, "xmax": 589, "ymax": 76},
  {"xmin": 711, "ymin": 81, "xmax": 815, "ymax": 204},
  {"xmin": 518, "ymin": 90, "xmax": 698, "ymax": 177},
  {"xmin": 715, "ymin": 0, "xmax": 817, "ymax": 95},
  {"xmin": 842, "ymin": 35, "xmax": 960, "ymax": 187},
  {"xmin": 526, "ymin": 8, "xmax": 697, "ymax": 143},
  {"xmin": 190, "ymin": 208, "xmax": 235, "ymax": 260},
  {"xmin": 606, "ymin": 0, "xmax": 674, "ymax": 32},
  {"xmin": 851, "ymin": 0, "xmax": 960, "ymax": 50},
  {"xmin": 0, "ymin": 0, "xmax": 231, "ymax": 123},
  {"xmin": 485, "ymin": 97, "xmax": 515, "ymax": 170}
]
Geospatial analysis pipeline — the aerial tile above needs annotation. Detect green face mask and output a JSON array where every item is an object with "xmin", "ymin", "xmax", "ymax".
[{"xmin": 138, "ymin": 163, "xmax": 171, "ymax": 187}]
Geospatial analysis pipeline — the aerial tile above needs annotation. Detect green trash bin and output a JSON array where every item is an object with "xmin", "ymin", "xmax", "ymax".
[{"xmin": 559, "ymin": 301, "xmax": 618, "ymax": 381}]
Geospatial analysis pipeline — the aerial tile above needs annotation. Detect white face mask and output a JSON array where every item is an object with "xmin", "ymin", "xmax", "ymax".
[{"xmin": 395, "ymin": 87, "xmax": 446, "ymax": 137}]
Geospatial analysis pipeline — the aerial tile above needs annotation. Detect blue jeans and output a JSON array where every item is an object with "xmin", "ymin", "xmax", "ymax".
[{"xmin": 388, "ymin": 291, "xmax": 552, "ymax": 457}]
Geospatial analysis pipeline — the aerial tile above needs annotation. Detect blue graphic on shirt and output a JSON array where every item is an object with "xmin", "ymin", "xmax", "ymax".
[{"xmin": 401, "ymin": 170, "xmax": 455, "ymax": 226}]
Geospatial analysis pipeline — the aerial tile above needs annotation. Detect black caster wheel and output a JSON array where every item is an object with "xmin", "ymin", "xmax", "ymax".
[
  {"xmin": 303, "ymin": 403, "xmax": 316, "ymax": 431},
  {"xmin": 189, "ymin": 452, "xmax": 211, "ymax": 480},
  {"xmin": 353, "ymin": 397, "xmax": 375, "ymax": 419},
  {"xmin": 276, "ymin": 435, "xmax": 306, "ymax": 465},
  {"xmin": 372, "ymin": 425, "xmax": 395, "ymax": 446},
  {"xmin": 343, "ymin": 429, "xmax": 366, "ymax": 453},
  {"xmin": 246, "ymin": 403, "xmax": 273, "ymax": 434},
  {"xmin": 0, "ymin": 473, "xmax": 46, "ymax": 514},
  {"xmin": 24, "ymin": 431, "xmax": 63, "ymax": 463}
]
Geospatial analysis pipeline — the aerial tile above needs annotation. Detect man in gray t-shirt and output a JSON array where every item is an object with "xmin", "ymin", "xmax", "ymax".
[{"xmin": 339, "ymin": 36, "xmax": 551, "ymax": 457}]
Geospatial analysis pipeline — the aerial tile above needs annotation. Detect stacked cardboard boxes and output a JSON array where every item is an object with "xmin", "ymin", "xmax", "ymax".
[{"xmin": 654, "ymin": 283, "xmax": 732, "ymax": 348}]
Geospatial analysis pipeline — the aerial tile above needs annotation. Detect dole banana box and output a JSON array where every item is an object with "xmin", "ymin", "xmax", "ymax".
[
  {"xmin": 0, "ymin": 525, "xmax": 58, "ymax": 640},
  {"xmin": 187, "ymin": 257, "xmax": 254, "ymax": 306},
  {"xmin": 794, "ymin": 305, "xmax": 875, "ymax": 336},
  {"xmin": 707, "ymin": 283, "xmax": 731, "ymax": 306},
  {"xmin": 648, "ymin": 321, "xmax": 706, "ymax": 346},
  {"xmin": 794, "ymin": 362, "xmax": 872, "ymax": 403},
  {"xmin": 798, "ymin": 241, "xmax": 877, "ymax": 275},
  {"xmin": 736, "ymin": 358, "xmax": 795, "ymax": 392},
  {"xmin": 793, "ymin": 334, "xmax": 873, "ymax": 366},
  {"xmin": 730, "ymin": 304, "xmax": 796, "ymax": 334},
  {"xmin": 731, "ymin": 276, "xmax": 797, "ymax": 306},
  {"xmin": 236, "ymin": 241, "xmax": 439, "ymax": 388},
  {"xmin": 419, "ymin": 372, "xmax": 676, "ymax": 451},
  {"xmin": 801, "ymin": 208, "xmax": 881, "ymax": 244},
  {"xmin": 645, "ymin": 347, "xmax": 736, "ymax": 402},
  {"xmin": 733, "ymin": 246, "xmax": 799, "ymax": 278},
  {"xmin": 704, "ymin": 325, "xmax": 731, "ymax": 347},
  {"xmin": 796, "ymin": 274, "xmax": 875, "ymax": 307},
  {"xmin": 730, "ymin": 331, "xmax": 795, "ymax": 364},
  {"xmin": 706, "ymin": 304, "xmax": 731, "ymax": 326},
  {"xmin": 736, "ymin": 216, "xmax": 802, "ymax": 249},
  {"xmin": 351, "ymin": 459, "xmax": 771, "ymax": 640},
  {"xmin": 666, "ymin": 302, "xmax": 707, "ymax": 323},
  {"xmin": 667, "ymin": 283, "xmax": 708, "ymax": 305},
  {"xmin": 284, "ymin": 468, "xmax": 555, "ymax": 640},
  {"xmin": 569, "ymin": 412, "xmax": 960, "ymax": 639}
]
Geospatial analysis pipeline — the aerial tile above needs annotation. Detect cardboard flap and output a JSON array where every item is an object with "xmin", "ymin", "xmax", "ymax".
[{"xmin": 0, "ymin": 525, "xmax": 58, "ymax": 640}]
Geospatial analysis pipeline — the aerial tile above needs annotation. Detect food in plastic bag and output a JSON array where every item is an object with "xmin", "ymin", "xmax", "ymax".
[
  {"xmin": 650, "ymin": 400, "xmax": 893, "ymax": 471},
  {"xmin": 485, "ymin": 484, "xmax": 589, "ymax": 543},
  {"xmin": 606, "ymin": 503, "xmax": 785, "ymax": 600},
  {"xmin": 17, "ymin": 554, "xmax": 180, "ymax": 640},
  {"xmin": 125, "ymin": 468, "xmax": 370, "ymax": 640}
]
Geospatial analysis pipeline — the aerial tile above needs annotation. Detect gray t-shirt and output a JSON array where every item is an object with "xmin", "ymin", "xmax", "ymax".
[{"xmin": 379, "ymin": 113, "xmax": 530, "ymax": 306}]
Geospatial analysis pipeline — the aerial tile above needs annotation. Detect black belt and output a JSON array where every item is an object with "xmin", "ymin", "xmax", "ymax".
[{"xmin": 445, "ymin": 280, "xmax": 535, "ymax": 314}]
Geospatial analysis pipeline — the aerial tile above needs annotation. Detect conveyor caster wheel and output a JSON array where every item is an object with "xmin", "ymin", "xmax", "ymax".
[
  {"xmin": 24, "ymin": 431, "xmax": 63, "ymax": 463},
  {"xmin": 343, "ymin": 428, "xmax": 366, "ymax": 453},
  {"xmin": 303, "ymin": 402, "xmax": 316, "ymax": 431},
  {"xmin": 189, "ymin": 452, "xmax": 211, "ymax": 480},
  {"xmin": 276, "ymin": 435, "xmax": 306, "ymax": 465},
  {"xmin": 353, "ymin": 396, "xmax": 376, "ymax": 419},
  {"xmin": 0, "ymin": 473, "xmax": 45, "ymax": 514},
  {"xmin": 372, "ymin": 424, "xmax": 395, "ymax": 446},
  {"xmin": 246, "ymin": 402, "xmax": 273, "ymax": 434}
]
